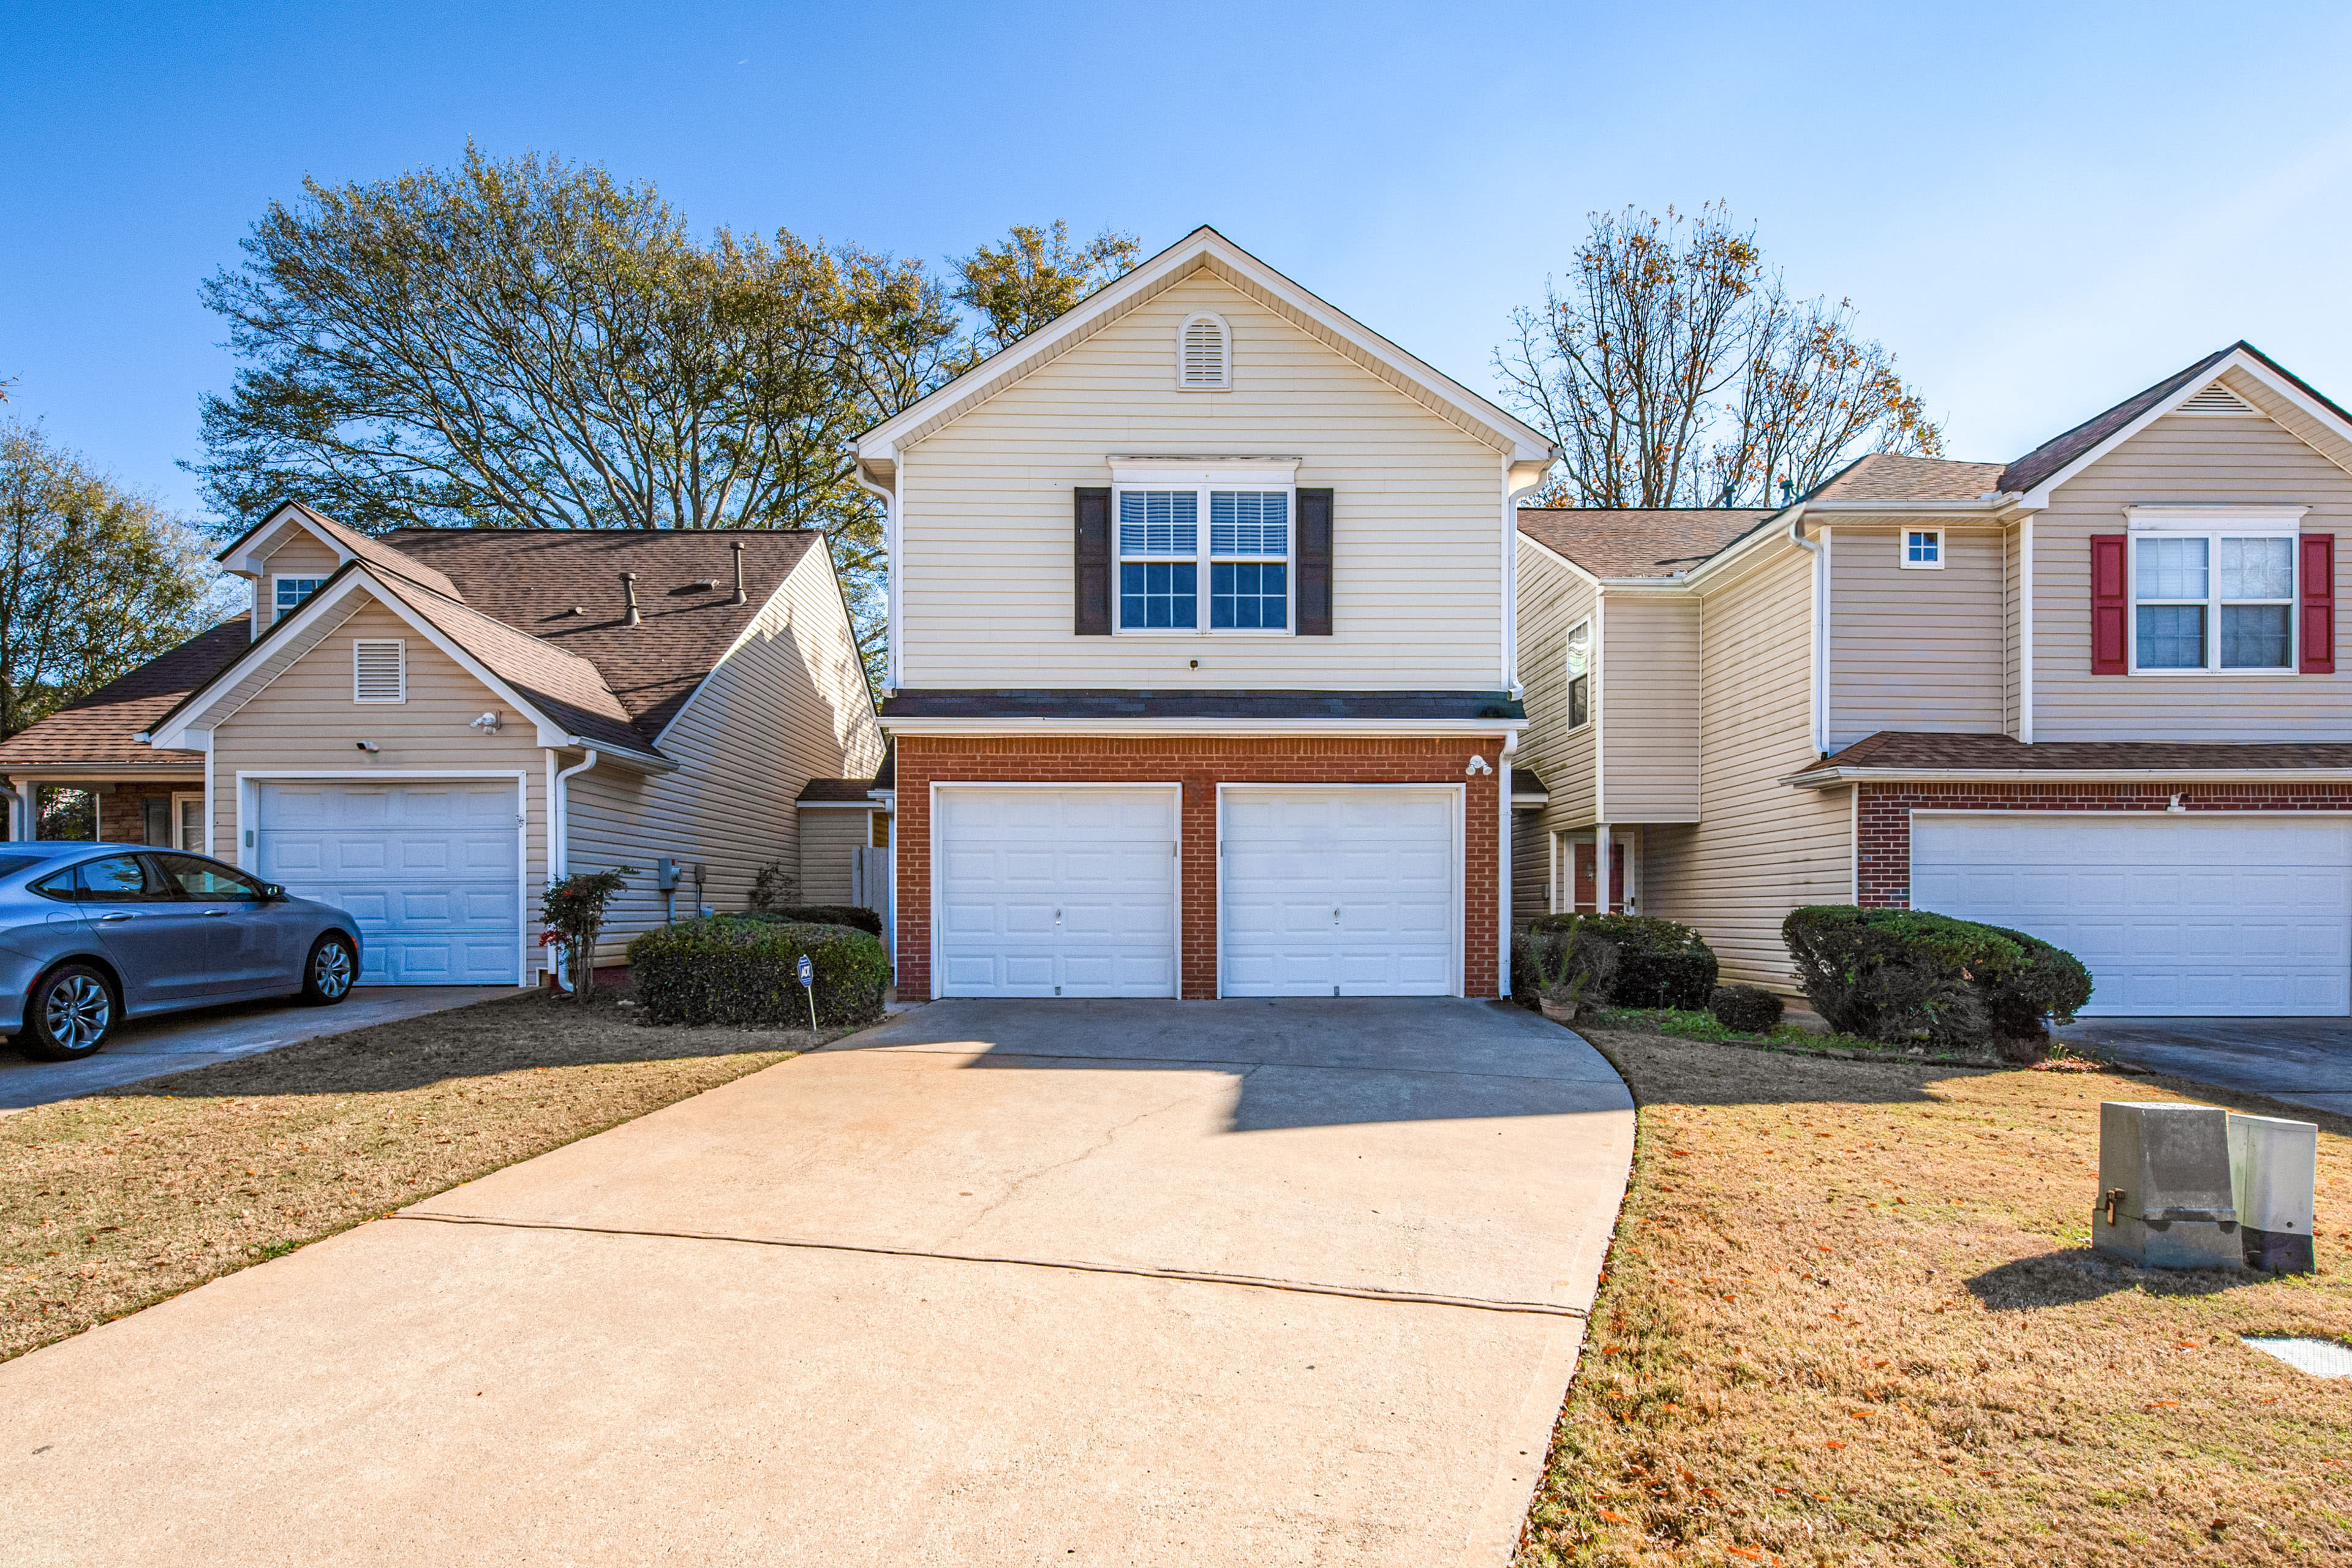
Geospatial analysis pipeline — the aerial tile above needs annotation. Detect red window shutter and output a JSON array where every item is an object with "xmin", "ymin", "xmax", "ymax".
[
  {"xmin": 1073, "ymin": 488, "xmax": 1111, "ymax": 635},
  {"xmin": 2090, "ymin": 533, "xmax": 2128, "ymax": 674},
  {"xmin": 2301, "ymin": 532, "xmax": 2335, "ymax": 674}
]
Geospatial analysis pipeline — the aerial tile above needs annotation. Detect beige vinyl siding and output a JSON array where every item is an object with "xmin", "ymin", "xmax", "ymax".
[
  {"xmin": 898, "ymin": 273, "xmax": 1508, "ymax": 689},
  {"xmin": 2034, "ymin": 410, "xmax": 2352, "ymax": 739},
  {"xmin": 254, "ymin": 534, "xmax": 345, "ymax": 628},
  {"xmin": 797, "ymin": 809, "xmax": 872, "ymax": 903},
  {"xmin": 1641, "ymin": 543, "xmax": 1850, "ymax": 989},
  {"xmin": 1599, "ymin": 594, "xmax": 1701, "ymax": 821},
  {"xmin": 566, "ymin": 549, "xmax": 883, "ymax": 959},
  {"xmin": 1825, "ymin": 524, "xmax": 2007, "ymax": 747},
  {"xmin": 207, "ymin": 600, "xmax": 549, "ymax": 976},
  {"xmin": 1514, "ymin": 540, "xmax": 1597, "ymax": 855}
]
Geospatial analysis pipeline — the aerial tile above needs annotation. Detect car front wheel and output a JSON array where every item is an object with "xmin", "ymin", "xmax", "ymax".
[
  {"xmin": 22, "ymin": 964, "xmax": 118, "ymax": 1061},
  {"xmin": 300, "ymin": 934, "xmax": 357, "ymax": 1005}
]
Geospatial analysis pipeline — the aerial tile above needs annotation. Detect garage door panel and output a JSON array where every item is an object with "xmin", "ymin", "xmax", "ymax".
[
  {"xmin": 1222, "ymin": 788, "xmax": 1458, "ymax": 998},
  {"xmin": 257, "ymin": 781, "xmax": 519, "ymax": 987},
  {"xmin": 934, "ymin": 788, "xmax": 1178, "ymax": 998},
  {"xmin": 1913, "ymin": 814, "xmax": 2348, "ymax": 1017}
]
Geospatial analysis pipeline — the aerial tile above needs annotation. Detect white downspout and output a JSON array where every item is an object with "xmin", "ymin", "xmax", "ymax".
[
  {"xmin": 2018, "ymin": 515, "xmax": 2035, "ymax": 744},
  {"xmin": 1502, "ymin": 461, "xmax": 1549, "ymax": 696},
  {"xmin": 1789, "ymin": 511, "xmax": 1827, "ymax": 755},
  {"xmin": 549, "ymin": 747, "xmax": 599, "ymax": 990}
]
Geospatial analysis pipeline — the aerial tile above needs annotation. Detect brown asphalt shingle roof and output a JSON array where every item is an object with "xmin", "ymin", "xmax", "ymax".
[
  {"xmin": 1515, "ymin": 508, "xmax": 1773, "ymax": 578},
  {"xmin": 0, "ymin": 618, "xmax": 252, "ymax": 769},
  {"xmin": 1813, "ymin": 731, "xmax": 2352, "ymax": 772},
  {"xmin": 1809, "ymin": 453, "xmax": 2010, "ymax": 502},
  {"xmin": 1996, "ymin": 345, "xmax": 2238, "ymax": 495},
  {"xmin": 796, "ymin": 777, "xmax": 881, "ymax": 804}
]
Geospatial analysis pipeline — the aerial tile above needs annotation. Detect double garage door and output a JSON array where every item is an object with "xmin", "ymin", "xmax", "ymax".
[
  {"xmin": 933, "ymin": 785, "xmax": 1459, "ymax": 998},
  {"xmin": 1912, "ymin": 813, "xmax": 2352, "ymax": 1016},
  {"xmin": 256, "ymin": 781, "xmax": 522, "ymax": 986}
]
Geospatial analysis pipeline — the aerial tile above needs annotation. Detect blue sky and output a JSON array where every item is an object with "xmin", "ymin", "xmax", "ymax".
[{"xmin": 7, "ymin": 1, "xmax": 2352, "ymax": 520}]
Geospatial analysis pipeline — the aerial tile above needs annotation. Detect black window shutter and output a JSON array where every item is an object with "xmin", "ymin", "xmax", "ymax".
[
  {"xmin": 1074, "ymin": 487, "xmax": 1111, "ymax": 635},
  {"xmin": 1296, "ymin": 488, "xmax": 1333, "ymax": 636}
]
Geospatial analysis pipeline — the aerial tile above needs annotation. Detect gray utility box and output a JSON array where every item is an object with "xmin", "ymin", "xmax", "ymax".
[
  {"xmin": 2096, "ymin": 1102, "xmax": 2242, "ymax": 1270},
  {"xmin": 2229, "ymin": 1112, "xmax": 2319, "ymax": 1274}
]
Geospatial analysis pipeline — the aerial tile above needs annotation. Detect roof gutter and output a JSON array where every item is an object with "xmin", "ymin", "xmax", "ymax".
[
  {"xmin": 878, "ymin": 715, "xmax": 1527, "ymax": 738},
  {"xmin": 1784, "ymin": 764, "xmax": 2352, "ymax": 788}
]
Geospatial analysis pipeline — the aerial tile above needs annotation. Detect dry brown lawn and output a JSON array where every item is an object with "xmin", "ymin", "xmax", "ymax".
[
  {"xmin": 1518, "ymin": 1028, "xmax": 2352, "ymax": 1567},
  {"xmin": 1, "ymin": 990, "xmax": 857, "ymax": 1363}
]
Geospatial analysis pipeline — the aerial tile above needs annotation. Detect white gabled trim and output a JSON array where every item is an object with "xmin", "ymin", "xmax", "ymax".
[
  {"xmin": 1517, "ymin": 529, "xmax": 1605, "ymax": 589},
  {"xmin": 878, "ymin": 715, "xmax": 1526, "ymax": 739},
  {"xmin": 217, "ymin": 501, "xmax": 357, "ymax": 579},
  {"xmin": 2019, "ymin": 347, "xmax": 2352, "ymax": 507},
  {"xmin": 1785, "ymin": 764, "xmax": 2352, "ymax": 788},
  {"xmin": 856, "ymin": 227, "xmax": 1555, "ymax": 467}
]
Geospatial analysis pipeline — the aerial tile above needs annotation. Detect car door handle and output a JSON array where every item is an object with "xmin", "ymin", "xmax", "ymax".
[
  {"xmin": 98, "ymin": 912, "xmax": 135, "ymax": 922},
  {"xmin": 201, "ymin": 908, "xmax": 230, "ymax": 918}
]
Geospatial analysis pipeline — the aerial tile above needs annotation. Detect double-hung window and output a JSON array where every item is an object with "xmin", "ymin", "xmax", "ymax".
[
  {"xmin": 2129, "ymin": 508, "xmax": 2302, "ymax": 672},
  {"xmin": 1111, "ymin": 463, "xmax": 1296, "ymax": 635},
  {"xmin": 273, "ymin": 575, "xmax": 328, "ymax": 622},
  {"xmin": 1565, "ymin": 621, "xmax": 1591, "ymax": 728}
]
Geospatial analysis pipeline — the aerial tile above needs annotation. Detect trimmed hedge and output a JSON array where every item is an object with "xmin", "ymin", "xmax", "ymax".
[
  {"xmin": 1781, "ymin": 905, "xmax": 2092, "ymax": 1058},
  {"xmin": 1709, "ymin": 984, "xmax": 1784, "ymax": 1033},
  {"xmin": 756, "ymin": 904, "xmax": 884, "ymax": 938},
  {"xmin": 1533, "ymin": 913, "xmax": 1718, "ymax": 1009},
  {"xmin": 628, "ymin": 916, "xmax": 888, "ymax": 1028}
]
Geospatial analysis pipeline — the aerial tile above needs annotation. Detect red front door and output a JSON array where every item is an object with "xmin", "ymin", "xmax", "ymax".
[{"xmin": 1571, "ymin": 842, "xmax": 1627, "ymax": 914}]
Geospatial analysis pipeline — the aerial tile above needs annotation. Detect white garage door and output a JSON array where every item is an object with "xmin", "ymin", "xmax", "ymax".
[
  {"xmin": 1911, "ymin": 813, "xmax": 2352, "ymax": 1017},
  {"xmin": 935, "ymin": 786, "xmax": 1177, "ymax": 997},
  {"xmin": 1221, "ymin": 786, "xmax": 1458, "ymax": 997},
  {"xmin": 257, "ymin": 781, "xmax": 522, "ymax": 986}
]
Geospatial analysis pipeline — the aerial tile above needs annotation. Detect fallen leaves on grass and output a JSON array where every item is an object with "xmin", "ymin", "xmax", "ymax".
[
  {"xmin": 1, "ymin": 991, "xmax": 852, "ymax": 1362},
  {"xmin": 1517, "ymin": 1030, "xmax": 2352, "ymax": 1567}
]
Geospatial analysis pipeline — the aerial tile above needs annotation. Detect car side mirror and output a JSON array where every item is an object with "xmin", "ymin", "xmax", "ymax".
[{"xmin": 260, "ymin": 884, "xmax": 287, "ymax": 902}]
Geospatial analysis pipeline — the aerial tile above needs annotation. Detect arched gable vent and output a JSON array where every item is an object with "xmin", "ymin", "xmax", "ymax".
[
  {"xmin": 2178, "ymin": 382, "xmax": 2256, "ymax": 415},
  {"xmin": 1178, "ymin": 313, "xmax": 1231, "ymax": 390}
]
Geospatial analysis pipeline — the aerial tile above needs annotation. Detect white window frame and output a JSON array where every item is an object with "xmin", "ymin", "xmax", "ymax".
[
  {"xmin": 170, "ymin": 791, "xmax": 205, "ymax": 854},
  {"xmin": 1175, "ymin": 312, "xmax": 1232, "ymax": 391},
  {"xmin": 1899, "ymin": 528, "xmax": 1944, "ymax": 569},
  {"xmin": 271, "ymin": 574, "xmax": 330, "ymax": 623},
  {"xmin": 1564, "ymin": 619, "xmax": 1593, "ymax": 729},
  {"xmin": 353, "ymin": 638, "xmax": 408, "ymax": 704},
  {"xmin": 1107, "ymin": 461, "xmax": 1298, "ymax": 639},
  {"xmin": 2125, "ymin": 506, "xmax": 2308, "ymax": 676}
]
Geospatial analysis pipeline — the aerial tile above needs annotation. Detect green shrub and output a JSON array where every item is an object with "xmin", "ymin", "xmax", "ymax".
[
  {"xmin": 755, "ymin": 904, "xmax": 884, "ymax": 939},
  {"xmin": 1781, "ymin": 906, "xmax": 2092, "ymax": 1058},
  {"xmin": 628, "ymin": 916, "xmax": 888, "ymax": 1028},
  {"xmin": 1708, "ymin": 984, "xmax": 1784, "ymax": 1033},
  {"xmin": 1533, "ymin": 913, "xmax": 1717, "ymax": 1009}
]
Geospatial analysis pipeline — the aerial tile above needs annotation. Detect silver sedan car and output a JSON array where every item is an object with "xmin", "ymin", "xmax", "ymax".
[{"xmin": 0, "ymin": 842, "xmax": 361, "ymax": 1061}]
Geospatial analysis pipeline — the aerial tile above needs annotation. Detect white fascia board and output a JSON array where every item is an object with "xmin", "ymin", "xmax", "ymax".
[
  {"xmin": 1517, "ymin": 531, "xmax": 1604, "ymax": 588},
  {"xmin": 1682, "ymin": 508, "xmax": 1806, "ymax": 592},
  {"xmin": 796, "ymin": 799, "xmax": 884, "ymax": 810},
  {"xmin": 878, "ymin": 715, "xmax": 1526, "ymax": 738},
  {"xmin": 151, "ymin": 568, "xmax": 570, "ymax": 751},
  {"xmin": 856, "ymin": 227, "xmax": 1557, "ymax": 465},
  {"xmin": 2019, "ymin": 348, "xmax": 2352, "ymax": 507},
  {"xmin": 215, "ymin": 500, "xmax": 353, "ymax": 578},
  {"xmin": 1782, "ymin": 764, "xmax": 2352, "ymax": 788},
  {"xmin": 0, "ymin": 763, "xmax": 205, "ymax": 781}
]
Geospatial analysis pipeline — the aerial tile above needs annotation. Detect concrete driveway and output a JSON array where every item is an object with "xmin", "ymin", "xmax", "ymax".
[
  {"xmin": 2056, "ymin": 1016, "xmax": 2352, "ymax": 1118},
  {"xmin": 0, "ymin": 997, "xmax": 1632, "ymax": 1567},
  {"xmin": 0, "ymin": 985, "xmax": 519, "ymax": 1112}
]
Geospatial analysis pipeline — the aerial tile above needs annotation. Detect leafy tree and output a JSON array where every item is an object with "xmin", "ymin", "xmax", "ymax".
[
  {"xmin": 952, "ymin": 221, "xmax": 1142, "ymax": 358},
  {"xmin": 540, "ymin": 866, "xmax": 637, "ymax": 1001},
  {"xmin": 0, "ymin": 422, "xmax": 229, "ymax": 741},
  {"xmin": 194, "ymin": 146, "xmax": 1140, "ymax": 688},
  {"xmin": 1496, "ymin": 205, "xmax": 1941, "ymax": 509}
]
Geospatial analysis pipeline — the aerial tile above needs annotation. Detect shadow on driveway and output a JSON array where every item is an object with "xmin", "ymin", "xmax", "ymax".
[{"xmin": 2054, "ymin": 1016, "xmax": 2352, "ymax": 1118}]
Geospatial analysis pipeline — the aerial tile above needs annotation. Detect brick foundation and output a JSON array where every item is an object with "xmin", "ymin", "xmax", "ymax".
[
  {"xmin": 892, "ymin": 734, "xmax": 1506, "ymax": 1000},
  {"xmin": 1856, "ymin": 780, "xmax": 2352, "ymax": 907}
]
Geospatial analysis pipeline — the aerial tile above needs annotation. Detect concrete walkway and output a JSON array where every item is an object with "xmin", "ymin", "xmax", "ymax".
[
  {"xmin": 0, "ymin": 997, "xmax": 1632, "ymax": 1567},
  {"xmin": 2055, "ymin": 1016, "xmax": 2352, "ymax": 1118},
  {"xmin": 0, "ymin": 985, "xmax": 519, "ymax": 1111}
]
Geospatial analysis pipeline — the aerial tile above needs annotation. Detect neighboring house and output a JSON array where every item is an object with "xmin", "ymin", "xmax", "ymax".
[
  {"xmin": 796, "ymin": 743, "xmax": 894, "ymax": 910},
  {"xmin": 1516, "ymin": 342, "xmax": 2352, "ymax": 1018},
  {"xmin": 0, "ymin": 502, "xmax": 881, "ymax": 986},
  {"xmin": 853, "ymin": 226, "xmax": 1553, "ymax": 1000}
]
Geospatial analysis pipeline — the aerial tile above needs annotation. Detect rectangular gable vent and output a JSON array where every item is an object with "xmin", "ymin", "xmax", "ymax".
[
  {"xmin": 2179, "ymin": 383, "xmax": 2255, "ymax": 415},
  {"xmin": 353, "ymin": 639, "xmax": 406, "ymax": 703}
]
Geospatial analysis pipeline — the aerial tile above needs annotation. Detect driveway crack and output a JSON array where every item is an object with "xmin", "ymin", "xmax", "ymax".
[{"xmin": 938, "ymin": 1074, "xmax": 1233, "ymax": 1245}]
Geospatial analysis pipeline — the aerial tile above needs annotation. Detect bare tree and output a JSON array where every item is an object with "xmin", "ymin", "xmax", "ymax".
[{"xmin": 1497, "ymin": 205, "xmax": 1940, "ymax": 508}]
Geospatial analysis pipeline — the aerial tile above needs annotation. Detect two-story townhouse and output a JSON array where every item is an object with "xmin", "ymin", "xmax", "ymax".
[
  {"xmin": 1517, "ymin": 343, "xmax": 2352, "ymax": 1017},
  {"xmin": 854, "ymin": 228, "xmax": 1555, "ymax": 1000}
]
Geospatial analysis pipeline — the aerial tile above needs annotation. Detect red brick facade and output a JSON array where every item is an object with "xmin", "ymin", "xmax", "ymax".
[
  {"xmin": 1856, "ymin": 779, "xmax": 2352, "ymax": 907},
  {"xmin": 892, "ymin": 733, "xmax": 1506, "ymax": 1000}
]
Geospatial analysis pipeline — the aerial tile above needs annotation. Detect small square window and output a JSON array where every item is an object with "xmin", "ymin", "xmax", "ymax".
[
  {"xmin": 274, "ymin": 576, "xmax": 329, "ymax": 620},
  {"xmin": 1901, "ymin": 530, "xmax": 1943, "ymax": 568}
]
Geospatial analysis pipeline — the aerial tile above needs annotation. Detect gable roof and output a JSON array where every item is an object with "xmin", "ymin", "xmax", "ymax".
[
  {"xmin": 856, "ymin": 226, "xmax": 1556, "ymax": 470},
  {"xmin": 1997, "ymin": 345, "xmax": 2237, "ymax": 496},
  {"xmin": 0, "ymin": 618, "xmax": 251, "ymax": 770},
  {"xmin": 1809, "ymin": 453, "xmax": 2010, "ymax": 502},
  {"xmin": 1517, "ymin": 508, "xmax": 1773, "ymax": 579}
]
